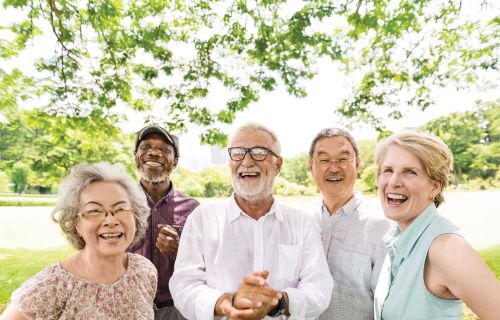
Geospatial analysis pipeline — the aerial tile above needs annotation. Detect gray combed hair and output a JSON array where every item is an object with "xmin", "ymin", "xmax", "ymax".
[
  {"xmin": 51, "ymin": 162, "xmax": 149, "ymax": 250},
  {"xmin": 230, "ymin": 122, "xmax": 281, "ymax": 156}
]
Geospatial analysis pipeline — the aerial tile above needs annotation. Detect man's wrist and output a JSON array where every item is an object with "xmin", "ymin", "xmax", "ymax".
[
  {"xmin": 267, "ymin": 291, "xmax": 288, "ymax": 317},
  {"xmin": 214, "ymin": 292, "xmax": 233, "ymax": 316}
]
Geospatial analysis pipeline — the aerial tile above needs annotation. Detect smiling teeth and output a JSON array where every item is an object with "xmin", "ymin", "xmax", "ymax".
[
  {"xmin": 388, "ymin": 193, "xmax": 407, "ymax": 200},
  {"xmin": 145, "ymin": 161, "xmax": 161, "ymax": 167},
  {"xmin": 326, "ymin": 176, "xmax": 342, "ymax": 181},
  {"xmin": 100, "ymin": 232, "xmax": 123, "ymax": 238},
  {"xmin": 240, "ymin": 172, "xmax": 259, "ymax": 177}
]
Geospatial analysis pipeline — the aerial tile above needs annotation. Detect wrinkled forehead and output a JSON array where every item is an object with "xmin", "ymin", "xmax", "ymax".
[
  {"xmin": 313, "ymin": 136, "xmax": 357, "ymax": 157},
  {"xmin": 229, "ymin": 129, "xmax": 274, "ymax": 148}
]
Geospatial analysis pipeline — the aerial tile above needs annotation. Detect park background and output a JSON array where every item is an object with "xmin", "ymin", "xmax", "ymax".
[{"xmin": 1, "ymin": 0, "xmax": 499, "ymax": 318}]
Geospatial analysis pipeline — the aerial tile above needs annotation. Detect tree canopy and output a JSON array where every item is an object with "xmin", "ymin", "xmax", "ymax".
[{"xmin": 1, "ymin": 0, "xmax": 498, "ymax": 143}]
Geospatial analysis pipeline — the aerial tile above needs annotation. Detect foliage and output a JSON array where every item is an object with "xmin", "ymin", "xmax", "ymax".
[
  {"xmin": 0, "ymin": 171, "xmax": 11, "ymax": 193},
  {"xmin": 358, "ymin": 164, "xmax": 378, "ymax": 193},
  {"xmin": 198, "ymin": 165, "xmax": 233, "ymax": 197},
  {"xmin": 9, "ymin": 162, "xmax": 29, "ymax": 193},
  {"xmin": 1, "ymin": 0, "xmax": 498, "ymax": 142},
  {"xmin": 172, "ymin": 165, "xmax": 233, "ymax": 197},
  {"xmin": 280, "ymin": 152, "xmax": 311, "ymax": 186},
  {"xmin": 0, "ymin": 109, "xmax": 135, "ymax": 193},
  {"xmin": 422, "ymin": 99, "xmax": 499, "ymax": 184},
  {"xmin": 274, "ymin": 176, "xmax": 317, "ymax": 196}
]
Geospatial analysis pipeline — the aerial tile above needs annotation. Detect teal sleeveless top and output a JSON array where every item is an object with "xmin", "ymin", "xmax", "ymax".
[{"xmin": 374, "ymin": 203, "xmax": 463, "ymax": 320}]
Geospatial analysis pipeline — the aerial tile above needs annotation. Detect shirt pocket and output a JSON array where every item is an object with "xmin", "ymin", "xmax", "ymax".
[
  {"xmin": 334, "ymin": 249, "xmax": 372, "ymax": 294},
  {"xmin": 278, "ymin": 244, "xmax": 299, "ymax": 283}
]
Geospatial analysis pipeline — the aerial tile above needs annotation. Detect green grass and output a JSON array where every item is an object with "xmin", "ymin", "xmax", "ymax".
[
  {"xmin": 0, "ymin": 194, "xmax": 57, "ymax": 206},
  {"xmin": 0, "ymin": 246, "xmax": 74, "ymax": 313},
  {"xmin": 480, "ymin": 244, "xmax": 500, "ymax": 279},
  {"xmin": 0, "ymin": 200, "xmax": 56, "ymax": 206}
]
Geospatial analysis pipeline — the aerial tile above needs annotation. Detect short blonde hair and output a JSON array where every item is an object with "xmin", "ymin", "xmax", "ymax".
[
  {"xmin": 375, "ymin": 131, "xmax": 453, "ymax": 207},
  {"xmin": 51, "ymin": 163, "xmax": 149, "ymax": 250}
]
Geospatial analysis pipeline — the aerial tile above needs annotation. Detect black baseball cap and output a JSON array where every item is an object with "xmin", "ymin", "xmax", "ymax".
[{"xmin": 135, "ymin": 124, "xmax": 179, "ymax": 157}]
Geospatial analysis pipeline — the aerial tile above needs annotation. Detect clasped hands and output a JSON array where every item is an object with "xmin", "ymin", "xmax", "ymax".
[{"xmin": 217, "ymin": 270, "xmax": 283, "ymax": 320}]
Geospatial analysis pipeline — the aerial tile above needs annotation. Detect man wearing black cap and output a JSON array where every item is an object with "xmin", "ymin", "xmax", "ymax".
[{"xmin": 128, "ymin": 124, "xmax": 199, "ymax": 320}]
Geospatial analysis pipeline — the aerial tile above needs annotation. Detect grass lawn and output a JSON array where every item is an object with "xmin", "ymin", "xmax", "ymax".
[
  {"xmin": 0, "ymin": 245, "xmax": 499, "ymax": 317},
  {"xmin": 0, "ymin": 246, "xmax": 74, "ymax": 313},
  {"xmin": 0, "ymin": 194, "xmax": 56, "ymax": 206}
]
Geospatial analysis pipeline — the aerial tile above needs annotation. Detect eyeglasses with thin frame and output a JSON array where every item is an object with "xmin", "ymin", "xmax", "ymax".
[
  {"xmin": 311, "ymin": 158, "xmax": 356, "ymax": 168},
  {"xmin": 78, "ymin": 207, "xmax": 134, "ymax": 222},
  {"xmin": 228, "ymin": 147, "xmax": 278, "ymax": 161}
]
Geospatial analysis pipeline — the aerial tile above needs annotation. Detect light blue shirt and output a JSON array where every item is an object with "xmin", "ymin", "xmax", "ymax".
[{"xmin": 374, "ymin": 203, "xmax": 463, "ymax": 320}]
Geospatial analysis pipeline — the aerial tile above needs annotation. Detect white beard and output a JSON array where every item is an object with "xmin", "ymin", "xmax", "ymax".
[
  {"xmin": 138, "ymin": 167, "xmax": 169, "ymax": 184},
  {"xmin": 231, "ymin": 168, "xmax": 276, "ymax": 203}
]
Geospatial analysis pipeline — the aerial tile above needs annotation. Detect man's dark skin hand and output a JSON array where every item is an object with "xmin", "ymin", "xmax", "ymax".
[{"xmin": 156, "ymin": 224, "xmax": 179, "ymax": 256}]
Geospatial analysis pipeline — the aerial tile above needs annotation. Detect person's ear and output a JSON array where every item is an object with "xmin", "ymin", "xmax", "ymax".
[
  {"xmin": 274, "ymin": 156, "xmax": 283, "ymax": 175},
  {"xmin": 430, "ymin": 180, "xmax": 442, "ymax": 200}
]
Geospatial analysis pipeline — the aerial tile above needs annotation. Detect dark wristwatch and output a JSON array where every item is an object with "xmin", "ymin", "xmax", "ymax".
[{"xmin": 267, "ymin": 294, "xmax": 287, "ymax": 317}]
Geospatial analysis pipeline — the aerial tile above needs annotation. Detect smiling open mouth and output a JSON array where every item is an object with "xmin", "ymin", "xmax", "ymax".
[
  {"xmin": 99, "ymin": 232, "xmax": 124, "ymax": 240},
  {"xmin": 325, "ymin": 176, "xmax": 343, "ymax": 182},
  {"xmin": 144, "ymin": 160, "xmax": 163, "ymax": 167},
  {"xmin": 387, "ymin": 193, "xmax": 408, "ymax": 204},
  {"xmin": 239, "ymin": 172, "xmax": 260, "ymax": 179}
]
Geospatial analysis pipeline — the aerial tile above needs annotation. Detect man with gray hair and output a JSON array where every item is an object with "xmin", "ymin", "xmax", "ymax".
[
  {"xmin": 308, "ymin": 128, "xmax": 391, "ymax": 320},
  {"xmin": 170, "ymin": 122, "xmax": 333, "ymax": 319}
]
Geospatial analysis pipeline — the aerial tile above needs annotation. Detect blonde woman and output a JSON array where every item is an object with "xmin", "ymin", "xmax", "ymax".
[{"xmin": 373, "ymin": 131, "xmax": 500, "ymax": 320}]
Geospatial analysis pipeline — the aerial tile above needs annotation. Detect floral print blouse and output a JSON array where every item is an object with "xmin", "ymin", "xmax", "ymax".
[{"xmin": 10, "ymin": 253, "xmax": 157, "ymax": 319}]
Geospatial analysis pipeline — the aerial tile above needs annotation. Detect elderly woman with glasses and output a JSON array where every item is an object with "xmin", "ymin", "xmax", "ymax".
[
  {"xmin": 1, "ymin": 163, "xmax": 157, "ymax": 320},
  {"xmin": 373, "ymin": 131, "xmax": 500, "ymax": 320}
]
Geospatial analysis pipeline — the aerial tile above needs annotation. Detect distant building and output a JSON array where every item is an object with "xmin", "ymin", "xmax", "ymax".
[
  {"xmin": 211, "ymin": 146, "xmax": 228, "ymax": 165},
  {"xmin": 176, "ymin": 137, "xmax": 229, "ymax": 171}
]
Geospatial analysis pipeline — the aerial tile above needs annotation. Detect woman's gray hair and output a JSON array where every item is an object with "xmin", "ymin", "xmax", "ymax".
[{"xmin": 51, "ymin": 162, "xmax": 149, "ymax": 250}]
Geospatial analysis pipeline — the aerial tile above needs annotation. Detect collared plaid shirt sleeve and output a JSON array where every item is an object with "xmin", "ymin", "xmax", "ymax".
[{"xmin": 128, "ymin": 185, "xmax": 199, "ymax": 304}]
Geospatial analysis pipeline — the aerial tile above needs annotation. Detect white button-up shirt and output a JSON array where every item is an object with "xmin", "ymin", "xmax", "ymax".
[{"xmin": 170, "ymin": 195, "xmax": 333, "ymax": 320}]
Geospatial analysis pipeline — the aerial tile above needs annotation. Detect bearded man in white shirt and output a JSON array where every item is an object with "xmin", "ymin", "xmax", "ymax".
[
  {"xmin": 170, "ymin": 122, "xmax": 333, "ymax": 320},
  {"xmin": 308, "ymin": 128, "xmax": 391, "ymax": 320}
]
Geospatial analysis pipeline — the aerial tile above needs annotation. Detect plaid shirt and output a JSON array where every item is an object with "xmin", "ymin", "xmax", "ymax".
[
  {"xmin": 314, "ymin": 193, "xmax": 391, "ymax": 320},
  {"xmin": 128, "ymin": 183, "xmax": 199, "ymax": 304}
]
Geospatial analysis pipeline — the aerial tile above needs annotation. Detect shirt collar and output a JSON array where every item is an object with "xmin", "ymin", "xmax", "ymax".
[
  {"xmin": 321, "ymin": 191, "xmax": 363, "ymax": 216},
  {"xmin": 140, "ymin": 181, "xmax": 174, "ymax": 205},
  {"xmin": 228, "ymin": 193, "xmax": 283, "ymax": 223},
  {"xmin": 386, "ymin": 203, "xmax": 438, "ymax": 261}
]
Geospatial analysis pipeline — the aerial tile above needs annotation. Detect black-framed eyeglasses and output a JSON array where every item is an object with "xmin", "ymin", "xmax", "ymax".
[{"xmin": 228, "ymin": 147, "xmax": 278, "ymax": 161}]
